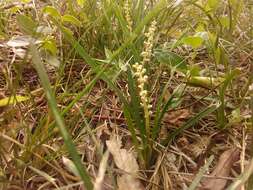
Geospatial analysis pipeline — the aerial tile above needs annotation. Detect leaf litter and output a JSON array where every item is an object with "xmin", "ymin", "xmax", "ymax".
[
  {"xmin": 198, "ymin": 148, "xmax": 240, "ymax": 190},
  {"xmin": 106, "ymin": 135, "xmax": 144, "ymax": 190}
]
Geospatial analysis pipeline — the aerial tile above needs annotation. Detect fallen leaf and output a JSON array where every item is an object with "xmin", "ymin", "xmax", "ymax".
[
  {"xmin": 6, "ymin": 36, "xmax": 41, "ymax": 47},
  {"xmin": 199, "ymin": 148, "xmax": 240, "ymax": 190},
  {"xmin": 106, "ymin": 136, "xmax": 138, "ymax": 174},
  {"xmin": 164, "ymin": 109, "xmax": 190, "ymax": 125},
  {"xmin": 117, "ymin": 174, "xmax": 144, "ymax": 190},
  {"xmin": 106, "ymin": 136, "xmax": 144, "ymax": 190}
]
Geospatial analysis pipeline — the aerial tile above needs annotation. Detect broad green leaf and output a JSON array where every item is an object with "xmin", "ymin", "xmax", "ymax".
[
  {"xmin": 155, "ymin": 49, "xmax": 188, "ymax": 73},
  {"xmin": 43, "ymin": 6, "xmax": 61, "ymax": 19},
  {"xmin": 204, "ymin": 0, "xmax": 219, "ymax": 11},
  {"xmin": 188, "ymin": 65, "xmax": 201, "ymax": 76},
  {"xmin": 76, "ymin": 0, "xmax": 85, "ymax": 7},
  {"xmin": 10, "ymin": 6, "xmax": 20, "ymax": 14},
  {"xmin": 220, "ymin": 17, "xmax": 230, "ymax": 29},
  {"xmin": 21, "ymin": 0, "xmax": 32, "ymax": 3},
  {"xmin": 207, "ymin": 0, "xmax": 219, "ymax": 9},
  {"xmin": 62, "ymin": 15, "xmax": 81, "ymax": 27},
  {"xmin": 0, "ymin": 96, "xmax": 29, "ymax": 107},
  {"xmin": 16, "ymin": 15, "xmax": 37, "ymax": 35},
  {"xmin": 182, "ymin": 36, "xmax": 204, "ymax": 48},
  {"xmin": 61, "ymin": 26, "xmax": 74, "ymax": 37},
  {"xmin": 42, "ymin": 38, "xmax": 57, "ymax": 55}
]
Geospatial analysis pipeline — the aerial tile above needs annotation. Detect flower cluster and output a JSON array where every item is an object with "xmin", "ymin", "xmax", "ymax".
[
  {"xmin": 133, "ymin": 62, "xmax": 152, "ymax": 112},
  {"xmin": 132, "ymin": 20, "xmax": 157, "ymax": 115},
  {"xmin": 141, "ymin": 20, "xmax": 157, "ymax": 65},
  {"xmin": 124, "ymin": 0, "xmax": 133, "ymax": 32}
]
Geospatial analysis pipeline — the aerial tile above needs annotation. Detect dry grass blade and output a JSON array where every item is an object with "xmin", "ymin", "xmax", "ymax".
[
  {"xmin": 94, "ymin": 151, "xmax": 109, "ymax": 190},
  {"xmin": 28, "ymin": 165, "xmax": 59, "ymax": 190},
  {"xmin": 106, "ymin": 135, "xmax": 144, "ymax": 190}
]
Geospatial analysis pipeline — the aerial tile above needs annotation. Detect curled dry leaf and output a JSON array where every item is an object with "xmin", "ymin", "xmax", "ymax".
[
  {"xmin": 199, "ymin": 148, "xmax": 240, "ymax": 190},
  {"xmin": 164, "ymin": 109, "xmax": 190, "ymax": 126},
  {"xmin": 106, "ymin": 136, "xmax": 144, "ymax": 190}
]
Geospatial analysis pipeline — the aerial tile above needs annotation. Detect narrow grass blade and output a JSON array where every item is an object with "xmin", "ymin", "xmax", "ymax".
[
  {"xmin": 226, "ymin": 157, "xmax": 253, "ymax": 190},
  {"xmin": 30, "ymin": 45, "xmax": 93, "ymax": 190},
  {"xmin": 163, "ymin": 104, "xmax": 219, "ymax": 146},
  {"xmin": 187, "ymin": 155, "xmax": 214, "ymax": 190},
  {"xmin": 28, "ymin": 165, "xmax": 59, "ymax": 190},
  {"xmin": 153, "ymin": 84, "xmax": 185, "ymax": 140},
  {"xmin": 217, "ymin": 69, "xmax": 240, "ymax": 129}
]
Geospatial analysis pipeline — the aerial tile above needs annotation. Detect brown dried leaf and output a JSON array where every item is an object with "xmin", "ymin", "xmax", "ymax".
[
  {"xmin": 164, "ymin": 109, "xmax": 190, "ymax": 125},
  {"xmin": 106, "ymin": 136, "xmax": 144, "ymax": 190},
  {"xmin": 199, "ymin": 148, "xmax": 240, "ymax": 190},
  {"xmin": 106, "ymin": 136, "xmax": 138, "ymax": 174},
  {"xmin": 117, "ymin": 174, "xmax": 144, "ymax": 190}
]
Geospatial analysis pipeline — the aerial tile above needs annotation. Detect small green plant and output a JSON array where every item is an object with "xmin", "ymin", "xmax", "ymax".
[{"xmin": 47, "ymin": 0, "xmax": 219, "ymax": 168}]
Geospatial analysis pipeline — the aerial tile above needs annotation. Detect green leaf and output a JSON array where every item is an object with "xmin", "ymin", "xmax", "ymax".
[
  {"xmin": 61, "ymin": 26, "xmax": 74, "ymax": 37},
  {"xmin": 30, "ymin": 45, "xmax": 93, "ymax": 189},
  {"xmin": 153, "ymin": 84, "xmax": 185, "ymax": 140},
  {"xmin": 189, "ymin": 65, "xmax": 201, "ymax": 76},
  {"xmin": 42, "ymin": 38, "xmax": 57, "ymax": 55},
  {"xmin": 16, "ymin": 15, "xmax": 37, "ymax": 35},
  {"xmin": 182, "ymin": 36, "xmax": 204, "ymax": 49},
  {"xmin": 155, "ymin": 49, "xmax": 188, "ymax": 73},
  {"xmin": 0, "ymin": 96, "xmax": 29, "ymax": 107},
  {"xmin": 43, "ymin": 6, "xmax": 61, "ymax": 19},
  {"xmin": 10, "ymin": 6, "xmax": 20, "ymax": 14},
  {"xmin": 188, "ymin": 155, "xmax": 214, "ymax": 190},
  {"xmin": 207, "ymin": 0, "xmax": 219, "ymax": 9},
  {"xmin": 76, "ymin": 0, "xmax": 85, "ymax": 7},
  {"xmin": 220, "ymin": 17, "xmax": 230, "ymax": 29},
  {"xmin": 62, "ymin": 14, "xmax": 82, "ymax": 27},
  {"xmin": 21, "ymin": 0, "xmax": 32, "ymax": 3}
]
